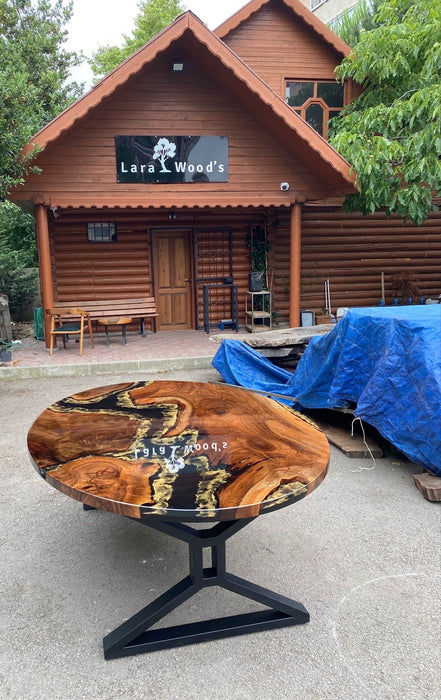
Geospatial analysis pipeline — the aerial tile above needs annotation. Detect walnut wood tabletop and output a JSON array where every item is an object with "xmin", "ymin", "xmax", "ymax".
[{"xmin": 27, "ymin": 380, "xmax": 329, "ymax": 658}]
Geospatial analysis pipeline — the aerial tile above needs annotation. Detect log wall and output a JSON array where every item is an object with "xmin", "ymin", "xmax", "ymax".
[
  {"xmin": 50, "ymin": 208, "xmax": 257, "ymax": 329},
  {"xmin": 50, "ymin": 204, "xmax": 441, "ymax": 328},
  {"xmin": 270, "ymin": 207, "xmax": 441, "ymax": 325},
  {"xmin": 50, "ymin": 213, "xmax": 153, "ymax": 302}
]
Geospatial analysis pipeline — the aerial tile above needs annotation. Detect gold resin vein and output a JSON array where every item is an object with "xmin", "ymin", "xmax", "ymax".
[
  {"xmin": 263, "ymin": 480, "xmax": 308, "ymax": 508},
  {"xmin": 151, "ymin": 465, "xmax": 179, "ymax": 511},
  {"xmin": 195, "ymin": 469, "xmax": 231, "ymax": 514}
]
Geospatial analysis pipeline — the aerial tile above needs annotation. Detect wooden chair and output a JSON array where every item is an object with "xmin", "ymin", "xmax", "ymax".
[{"xmin": 47, "ymin": 308, "xmax": 94, "ymax": 356}]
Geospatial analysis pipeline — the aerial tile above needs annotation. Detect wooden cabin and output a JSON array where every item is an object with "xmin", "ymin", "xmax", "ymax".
[{"xmin": 8, "ymin": 0, "xmax": 440, "ymax": 344}]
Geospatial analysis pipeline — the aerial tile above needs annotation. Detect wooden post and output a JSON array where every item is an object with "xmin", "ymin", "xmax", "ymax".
[
  {"xmin": 289, "ymin": 202, "xmax": 302, "ymax": 328},
  {"xmin": 35, "ymin": 204, "xmax": 54, "ymax": 347}
]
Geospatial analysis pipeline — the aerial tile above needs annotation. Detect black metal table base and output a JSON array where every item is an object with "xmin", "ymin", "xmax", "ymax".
[
  {"xmin": 104, "ymin": 324, "xmax": 128, "ymax": 346},
  {"xmin": 103, "ymin": 518, "xmax": 309, "ymax": 659}
]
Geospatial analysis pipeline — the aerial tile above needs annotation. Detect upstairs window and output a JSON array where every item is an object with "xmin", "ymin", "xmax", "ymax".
[{"xmin": 286, "ymin": 80, "xmax": 344, "ymax": 139}]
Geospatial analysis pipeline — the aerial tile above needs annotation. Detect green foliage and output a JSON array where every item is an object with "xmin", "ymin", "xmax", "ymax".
[
  {"xmin": 0, "ymin": 199, "xmax": 38, "ymax": 318},
  {"xmin": 0, "ymin": 0, "xmax": 83, "ymax": 121},
  {"xmin": 0, "ymin": 202, "xmax": 37, "ymax": 266},
  {"xmin": 90, "ymin": 0, "xmax": 186, "ymax": 79},
  {"xmin": 246, "ymin": 227, "xmax": 271, "ymax": 273},
  {"xmin": 331, "ymin": 0, "xmax": 414, "ymax": 46},
  {"xmin": 0, "ymin": 0, "xmax": 84, "ymax": 198},
  {"xmin": 0, "ymin": 46, "xmax": 41, "ymax": 197},
  {"xmin": 0, "ymin": 247, "xmax": 37, "ymax": 318},
  {"xmin": 329, "ymin": 0, "xmax": 441, "ymax": 225},
  {"xmin": 332, "ymin": 0, "xmax": 383, "ymax": 46}
]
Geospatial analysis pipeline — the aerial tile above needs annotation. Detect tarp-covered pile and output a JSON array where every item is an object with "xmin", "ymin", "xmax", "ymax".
[{"xmin": 212, "ymin": 306, "xmax": 441, "ymax": 474}]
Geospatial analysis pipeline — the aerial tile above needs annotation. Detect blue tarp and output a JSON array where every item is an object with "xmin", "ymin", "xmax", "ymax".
[
  {"xmin": 212, "ymin": 306, "xmax": 441, "ymax": 474},
  {"xmin": 212, "ymin": 338, "xmax": 297, "ymax": 404}
]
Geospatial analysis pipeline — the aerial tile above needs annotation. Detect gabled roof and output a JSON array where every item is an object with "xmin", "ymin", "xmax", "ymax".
[
  {"xmin": 21, "ymin": 10, "xmax": 355, "ymax": 196},
  {"xmin": 215, "ymin": 0, "xmax": 351, "ymax": 58}
]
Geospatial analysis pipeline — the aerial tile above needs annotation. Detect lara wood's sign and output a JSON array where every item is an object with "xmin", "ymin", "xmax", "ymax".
[{"xmin": 115, "ymin": 135, "xmax": 229, "ymax": 183}]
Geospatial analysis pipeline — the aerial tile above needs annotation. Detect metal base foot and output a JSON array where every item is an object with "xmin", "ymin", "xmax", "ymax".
[{"xmin": 103, "ymin": 518, "xmax": 309, "ymax": 659}]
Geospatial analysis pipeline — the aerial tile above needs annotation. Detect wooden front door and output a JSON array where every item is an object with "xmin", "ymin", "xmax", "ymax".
[{"xmin": 152, "ymin": 229, "xmax": 193, "ymax": 329}]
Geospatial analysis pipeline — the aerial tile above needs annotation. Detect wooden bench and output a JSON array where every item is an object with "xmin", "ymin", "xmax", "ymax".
[{"xmin": 49, "ymin": 298, "xmax": 158, "ymax": 336}]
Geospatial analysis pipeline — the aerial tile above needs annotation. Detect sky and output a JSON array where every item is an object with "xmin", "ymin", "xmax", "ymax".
[{"xmin": 66, "ymin": 1, "xmax": 249, "ymax": 87}]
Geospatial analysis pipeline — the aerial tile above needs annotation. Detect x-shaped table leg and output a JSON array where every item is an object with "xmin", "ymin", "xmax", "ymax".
[{"xmin": 103, "ymin": 518, "xmax": 309, "ymax": 659}]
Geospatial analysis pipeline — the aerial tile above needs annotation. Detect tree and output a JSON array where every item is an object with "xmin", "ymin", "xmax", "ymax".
[
  {"xmin": 329, "ymin": 0, "xmax": 441, "ymax": 225},
  {"xmin": 0, "ymin": 0, "xmax": 84, "ymax": 198},
  {"xmin": 0, "ymin": 202, "xmax": 36, "ymax": 266},
  {"xmin": 0, "ymin": 46, "xmax": 41, "ymax": 198},
  {"xmin": 153, "ymin": 138, "xmax": 176, "ymax": 172},
  {"xmin": 332, "ymin": 0, "xmax": 417, "ymax": 49},
  {"xmin": 0, "ymin": 248, "xmax": 37, "ymax": 318},
  {"xmin": 0, "ymin": 1, "xmax": 84, "ymax": 319},
  {"xmin": 331, "ymin": 0, "xmax": 383, "ymax": 46},
  {"xmin": 90, "ymin": 0, "xmax": 186, "ymax": 79}
]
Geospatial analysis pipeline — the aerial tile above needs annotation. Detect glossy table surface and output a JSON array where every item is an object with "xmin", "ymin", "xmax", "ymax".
[{"xmin": 27, "ymin": 380, "xmax": 329, "ymax": 522}]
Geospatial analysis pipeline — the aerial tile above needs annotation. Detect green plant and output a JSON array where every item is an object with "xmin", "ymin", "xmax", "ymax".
[
  {"xmin": 0, "ymin": 249, "xmax": 37, "ymax": 318},
  {"xmin": 0, "ymin": 338, "xmax": 15, "ymax": 352},
  {"xmin": 0, "ymin": 202, "xmax": 37, "ymax": 266},
  {"xmin": 246, "ymin": 226, "xmax": 271, "ymax": 274}
]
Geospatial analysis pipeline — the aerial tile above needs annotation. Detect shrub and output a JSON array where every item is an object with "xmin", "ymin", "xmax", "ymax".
[{"xmin": 0, "ymin": 248, "xmax": 38, "ymax": 319}]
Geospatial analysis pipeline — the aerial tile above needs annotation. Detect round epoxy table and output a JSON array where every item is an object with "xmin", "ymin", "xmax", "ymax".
[{"xmin": 27, "ymin": 380, "xmax": 329, "ymax": 659}]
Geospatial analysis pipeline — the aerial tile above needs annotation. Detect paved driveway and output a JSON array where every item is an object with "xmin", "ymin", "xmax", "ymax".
[{"xmin": 1, "ymin": 368, "xmax": 440, "ymax": 700}]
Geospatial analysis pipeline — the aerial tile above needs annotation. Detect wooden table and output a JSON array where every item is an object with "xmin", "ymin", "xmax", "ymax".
[
  {"xmin": 97, "ymin": 316, "xmax": 132, "ymax": 345},
  {"xmin": 27, "ymin": 380, "xmax": 329, "ymax": 659}
]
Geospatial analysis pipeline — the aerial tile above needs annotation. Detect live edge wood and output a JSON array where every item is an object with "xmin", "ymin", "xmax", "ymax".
[{"xmin": 27, "ymin": 381, "xmax": 329, "ymax": 521}]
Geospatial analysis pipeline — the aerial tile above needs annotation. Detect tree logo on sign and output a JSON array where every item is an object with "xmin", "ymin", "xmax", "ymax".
[{"xmin": 153, "ymin": 138, "xmax": 176, "ymax": 173}]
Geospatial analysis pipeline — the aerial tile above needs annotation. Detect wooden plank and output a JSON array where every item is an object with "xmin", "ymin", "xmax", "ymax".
[
  {"xmin": 306, "ymin": 415, "xmax": 383, "ymax": 459},
  {"xmin": 413, "ymin": 473, "xmax": 441, "ymax": 502}
]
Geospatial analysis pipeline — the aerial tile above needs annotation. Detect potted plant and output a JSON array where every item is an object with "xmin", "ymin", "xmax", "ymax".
[
  {"xmin": 0, "ymin": 339, "xmax": 13, "ymax": 362},
  {"xmin": 246, "ymin": 226, "xmax": 270, "ymax": 291}
]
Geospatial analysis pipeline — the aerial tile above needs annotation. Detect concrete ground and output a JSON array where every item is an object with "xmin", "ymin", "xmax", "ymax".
[{"xmin": 1, "ymin": 366, "xmax": 440, "ymax": 700}]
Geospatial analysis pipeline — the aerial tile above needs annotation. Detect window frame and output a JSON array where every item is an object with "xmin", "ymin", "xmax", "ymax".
[
  {"xmin": 87, "ymin": 222, "xmax": 117, "ymax": 243},
  {"xmin": 285, "ymin": 79, "xmax": 344, "ymax": 139}
]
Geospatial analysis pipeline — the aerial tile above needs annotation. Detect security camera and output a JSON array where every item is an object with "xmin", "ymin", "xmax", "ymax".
[{"xmin": 280, "ymin": 182, "xmax": 290, "ymax": 191}]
